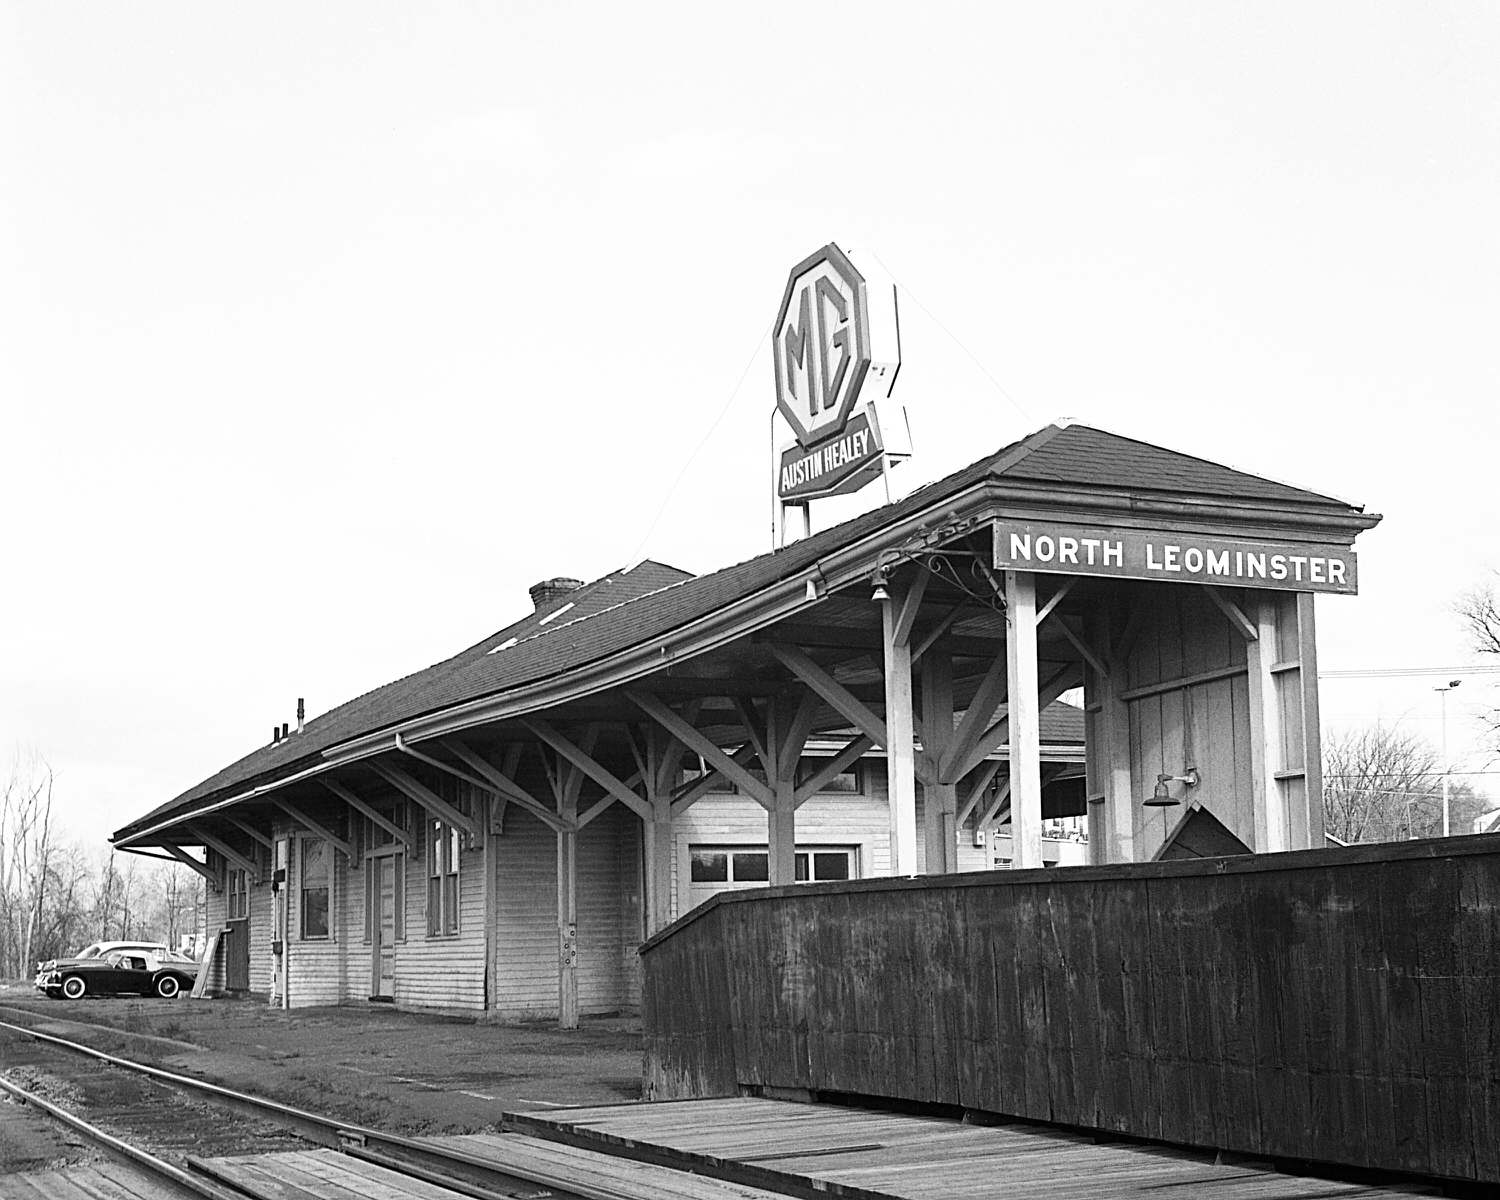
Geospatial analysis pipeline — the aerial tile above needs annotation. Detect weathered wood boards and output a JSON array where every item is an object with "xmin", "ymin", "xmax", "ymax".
[
  {"xmin": 196, "ymin": 1141, "xmax": 793, "ymax": 1200},
  {"xmin": 0, "ymin": 1163, "xmax": 188, "ymax": 1200},
  {"xmin": 641, "ymin": 835, "xmax": 1500, "ymax": 1186},
  {"xmin": 507, "ymin": 1097, "xmax": 1427, "ymax": 1200}
]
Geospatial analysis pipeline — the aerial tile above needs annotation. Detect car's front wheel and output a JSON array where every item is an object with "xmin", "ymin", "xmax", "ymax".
[
  {"xmin": 61, "ymin": 976, "xmax": 86, "ymax": 1000},
  {"xmin": 155, "ymin": 975, "xmax": 180, "ymax": 999}
]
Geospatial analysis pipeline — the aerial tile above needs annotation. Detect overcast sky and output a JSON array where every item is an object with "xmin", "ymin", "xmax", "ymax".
[{"xmin": 3, "ymin": 3, "xmax": 1497, "ymax": 843}]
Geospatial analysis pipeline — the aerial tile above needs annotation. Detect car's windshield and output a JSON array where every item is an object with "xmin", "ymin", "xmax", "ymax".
[{"xmin": 77, "ymin": 944, "xmax": 105, "ymax": 959}]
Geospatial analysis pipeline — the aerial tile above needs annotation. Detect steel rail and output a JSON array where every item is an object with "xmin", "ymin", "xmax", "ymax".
[
  {"xmin": 0, "ymin": 1072, "xmax": 242, "ymax": 1200},
  {"xmin": 0, "ymin": 1015, "xmax": 627, "ymax": 1200}
]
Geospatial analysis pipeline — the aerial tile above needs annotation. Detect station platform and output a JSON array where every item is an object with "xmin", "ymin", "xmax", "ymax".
[{"xmin": 502, "ymin": 1097, "xmax": 1435, "ymax": 1200}]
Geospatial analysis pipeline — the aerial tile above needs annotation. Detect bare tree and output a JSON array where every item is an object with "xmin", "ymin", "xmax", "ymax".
[
  {"xmin": 1324, "ymin": 723, "xmax": 1491, "ymax": 843},
  {"xmin": 1456, "ymin": 570, "xmax": 1500, "ymax": 757},
  {"xmin": 0, "ymin": 749, "xmax": 57, "ymax": 977}
]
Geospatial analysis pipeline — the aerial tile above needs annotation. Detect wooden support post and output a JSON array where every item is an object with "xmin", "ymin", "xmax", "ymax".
[
  {"xmin": 1090, "ymin": 602, "xmax": 1137, "ymax": 864},
  {"xmin": 1245, "ymin": 592, "xmax": 1289, "ymax": 853},
  {"xmin": 1298, "ymin": 593, "xmax": 1326, "ymax": 847},
  {"xmin": 544, "ymin": 741, "xmax": 588, "ymax": 1031},
  {"xmin": 642, "ymin": 727, "xmax": 677, "ymax": 936},
  {"xmin": 557, "ymin": 820, "xmax": 578, "ymax": 1029},
  {"xmin": 1005, "ymin": 570, "xmax": 1043, "ymax": 869},
  {"xmin": 761, "ymin": 690, "xmax": 816, "ymax": 886},
  {"xmin": 883, "ymin": 579, "xmax": 919, "ymax": 875},
  {"xmin": 920, "ymin": 648, "xmax": 957, "ymax": 874}
]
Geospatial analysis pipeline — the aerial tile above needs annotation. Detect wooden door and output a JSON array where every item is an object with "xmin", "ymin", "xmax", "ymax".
[
  {"xmin": 225, "ymin": 918, "xmax": 250, "ymax": 991},
  {"xmin": 369, "ymin": 855, "xmax": 397, "ymax": 1000}
]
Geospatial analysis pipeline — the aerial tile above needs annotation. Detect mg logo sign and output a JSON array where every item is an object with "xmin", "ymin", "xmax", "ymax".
[{"xmin": 773, "ymin": 243, "xmax": 874, "ymax": 450}]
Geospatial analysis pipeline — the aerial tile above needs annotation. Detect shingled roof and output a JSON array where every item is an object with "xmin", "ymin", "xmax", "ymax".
[{"xmin": 113, "ymin": 422, "xmax": 1373, "ymax": 843}]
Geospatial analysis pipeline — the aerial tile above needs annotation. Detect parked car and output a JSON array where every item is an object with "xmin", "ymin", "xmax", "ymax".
[
  {"xmin": 34, "ymin": 941, "xmax": 193, "ymax": 990},
  {"xmin": 36, "ymin": 951, "xmax": 197, "ymax": 1000}
]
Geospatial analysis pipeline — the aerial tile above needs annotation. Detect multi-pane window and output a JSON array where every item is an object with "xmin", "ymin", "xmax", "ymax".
[
  {"xmin": 227, "ymin": 868, "xmax": 249, "ymax": 920},
  {"xmin": 689, "ymin": 844, "xmax": 856, "ymax": 884},
  {"xmin": 425, "ymin": 776, "xmax": 476, "ymax": 937},
  {"xmin": 300, "ymin": 838, "xmax": 330, "ymax": 939},
  {"xmin": 795, "ymin": 759, "xmax": 862, "ymax": 795},
  {"xmin": 427, "ymin": 819, "xmax": 460, "ymax": 936}
]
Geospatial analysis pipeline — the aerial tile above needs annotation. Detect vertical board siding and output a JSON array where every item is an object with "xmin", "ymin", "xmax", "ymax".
[
  {"xmin": 1128, "ymin": 588, "xmax": 1256, "ymax": 856},
  {"xmin": 642, "ymin": 838, "xmax": 1500, "ymax": 1185},
  {"xmin": 489, "ymin": 803, "xmax": 641, "ymax": 1018}
]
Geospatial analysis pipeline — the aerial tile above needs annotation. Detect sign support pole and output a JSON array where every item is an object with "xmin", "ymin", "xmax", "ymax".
[{"xmin": 778, "ymin": 502, "xmax": 810, "ymax": 547}]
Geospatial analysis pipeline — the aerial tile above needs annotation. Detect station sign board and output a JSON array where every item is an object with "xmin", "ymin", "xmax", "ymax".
[
  {"xmin": 992, "ymin": 520, "xmax": 1358, "ymax": 594},
  {"xmin": 772, "ymin": 243, "xmax": 901, "ymax": 504}
]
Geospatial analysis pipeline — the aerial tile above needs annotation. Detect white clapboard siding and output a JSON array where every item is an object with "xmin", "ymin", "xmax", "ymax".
[
  {"xmin": 285, "ymin": 833, "xmax": 345, "ymax": 1008},
  {"xmin": 202, "ymin": 885, "xmax": 228, "ymax": 994},
  {"xmin": 491, "ymin": 806, "xmax": 558, "ymax": 1014},
  {"xmin": 391, "ymin": 815, "xmax": 488, "ymax": 1012},
  {"xmin": 248, "ymin": 875, "xmax": 274, "ymax": 995},
  {"xmin": 672, "ymin": 757, "xmax": 895, "ymax": 918},
  {"xmin": 201, "ymin": 869, "xmax": 276, "ymax": 997}
]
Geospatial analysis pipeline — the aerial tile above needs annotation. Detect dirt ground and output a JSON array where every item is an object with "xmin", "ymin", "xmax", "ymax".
[{"xmin": 0, "ymin": 982, "xmax": 645, "ymax": 1142}]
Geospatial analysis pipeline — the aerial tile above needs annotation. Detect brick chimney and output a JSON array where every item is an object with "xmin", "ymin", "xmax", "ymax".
[{"xmin": 529, "ymin": 577, "xmax": 584, "ymax": 611}]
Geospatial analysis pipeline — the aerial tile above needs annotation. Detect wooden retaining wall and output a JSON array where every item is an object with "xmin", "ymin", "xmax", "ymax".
[{"xmin": 640, "ymin": 835, "xmax": 1500, "ymax": 1185}]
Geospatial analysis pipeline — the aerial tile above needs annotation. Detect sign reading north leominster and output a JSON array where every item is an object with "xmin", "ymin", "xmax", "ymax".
[
  {"xmin": 992, "ymin": 520, "xmax": 1358, "ymax": 594},
  {"xmin": 779, "ymin": 411, "xmax": 884, "ymax": 501}
]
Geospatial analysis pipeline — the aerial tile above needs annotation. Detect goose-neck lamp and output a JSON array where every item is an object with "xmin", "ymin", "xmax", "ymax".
[{"xmin": 1147, "ymin": 766, "xmax": 1199, "ymax": 807}]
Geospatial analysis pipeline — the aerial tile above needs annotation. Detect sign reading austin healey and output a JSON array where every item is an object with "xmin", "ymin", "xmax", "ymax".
[
  {"xmin": 992, "ymin": 520, "xmax": 1358, "ymax": 595},
  {"xmin": 778, "ymin": 411, "xmax": 885, "ymax": 501}
]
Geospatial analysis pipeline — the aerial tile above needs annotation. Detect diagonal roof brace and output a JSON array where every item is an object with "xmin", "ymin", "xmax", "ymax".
[
  {"xmin": 272, "ymin": 799, "xmax": 354, "ymax": 858},
  {"xmin": 367, "ymin": 760, "xmax": 476, "ymax": 840}
]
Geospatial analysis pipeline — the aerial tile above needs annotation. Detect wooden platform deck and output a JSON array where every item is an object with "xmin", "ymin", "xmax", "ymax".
[
  {"xmin": 196, "ymin": 1138, "xmax": 792, "ymax": 1200},
  {"xmin": 0, "ymin": 1161, "xmax": 186, "ymax": 1199},
  {"xmin": 504, "ymin": 1097, "xmax": 1437, "ymax": 1200}
]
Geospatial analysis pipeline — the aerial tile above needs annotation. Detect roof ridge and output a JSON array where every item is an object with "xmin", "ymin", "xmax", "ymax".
[
  {"xmin": 493, "ymin": 570, "xmax": 698, "ymax": 654},
  {"xmin": 1036, "ymin": 422, "xmax": 1354, "ymax": 507}
]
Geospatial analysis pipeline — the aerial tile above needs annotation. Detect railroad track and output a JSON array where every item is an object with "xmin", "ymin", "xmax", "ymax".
[{"xmin": 0, "ymin": 1016, "xmax": 727, "ymax": 1200}]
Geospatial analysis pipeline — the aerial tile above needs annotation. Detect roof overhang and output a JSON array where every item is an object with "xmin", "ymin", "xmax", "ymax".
[{"xmin": 113, "ymin": 434, "xmax": 1376, "ymax": 849}]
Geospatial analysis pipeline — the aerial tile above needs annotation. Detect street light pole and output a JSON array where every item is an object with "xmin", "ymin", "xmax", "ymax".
[{"xmin": 1435, "ymin": 679, "xmax": 1461, "ymax": 837}]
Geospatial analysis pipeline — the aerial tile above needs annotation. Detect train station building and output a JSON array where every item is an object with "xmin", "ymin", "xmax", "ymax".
[{"xmin": 110, "ymin": 419, "xmax": 1379, "ymax": 1020}]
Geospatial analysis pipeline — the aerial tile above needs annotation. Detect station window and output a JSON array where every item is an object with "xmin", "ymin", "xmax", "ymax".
[
  {"xmin": 795, "ymin": 759, "xmax": 862, "ymax": 795},
  {"xmin": 682, "ymin": 757, "xmax": 768, "ymax": 795},
  {"xmin": 426, "ymin": 777, "xmax": 475, "ymax": 937},
  {"xmin": 427, "ymin": 818, "xmax": 460, "ymax": 936},
  {"xmin": 300, "ymin": 837, "xmax": 330, "ymax": 939},
  {"xmin": 689, "ymin": 845, "xmax": 857, "ymax": 883},
  {"xmin": 227, "ymin": 868, "xmax": 249, "ymax": 920}
]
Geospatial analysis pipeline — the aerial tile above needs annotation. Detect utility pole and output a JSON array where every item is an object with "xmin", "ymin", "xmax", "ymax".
[{"xmin": 1434, "ymin": 679, "xmax": 1461, "ymax": 837}]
